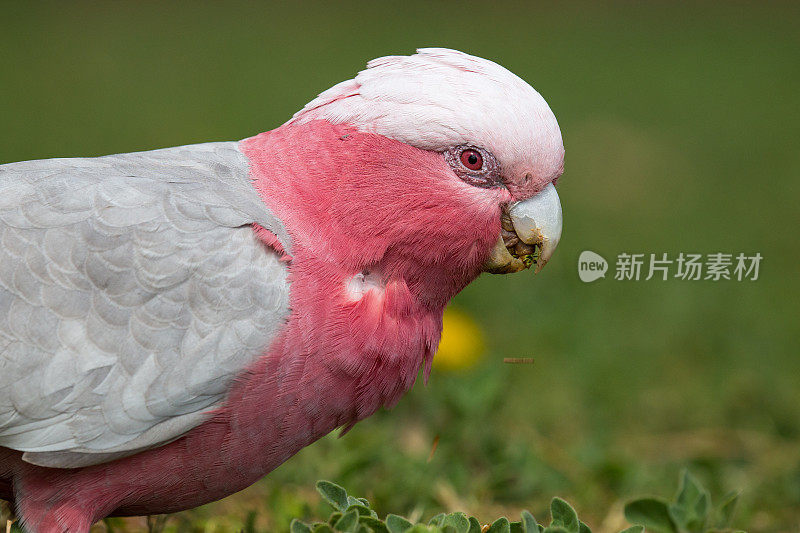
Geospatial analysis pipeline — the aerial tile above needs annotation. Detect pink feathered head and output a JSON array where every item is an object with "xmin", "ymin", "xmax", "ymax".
[
  {"xmin": 245, "ymin": 48, "xmax": 564, "ymax": 303},
  {"xmin": 290, "ymin": 48, "xmax": 564, "ymax": 199}
]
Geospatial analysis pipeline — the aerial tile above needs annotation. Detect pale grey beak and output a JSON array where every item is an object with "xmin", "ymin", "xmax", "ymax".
[{"xmin": 483, "ymin": 183, "xmax": 563, "ymax": 274}]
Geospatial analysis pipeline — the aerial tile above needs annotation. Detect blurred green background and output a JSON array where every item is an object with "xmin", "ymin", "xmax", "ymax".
[{"xmin": 1, "ymin": 2, "xmax": 798, "ymax": 531}]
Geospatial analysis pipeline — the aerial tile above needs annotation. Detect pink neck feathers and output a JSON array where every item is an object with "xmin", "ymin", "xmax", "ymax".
[{"xmin": 237, "ymin": 120, "xmax": 505, "ymax": 430}]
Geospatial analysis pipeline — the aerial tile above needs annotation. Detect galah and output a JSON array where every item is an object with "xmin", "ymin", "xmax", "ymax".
[{"xmin": 0, "ymin": 48, "xmax": 564, "ymax": 532}]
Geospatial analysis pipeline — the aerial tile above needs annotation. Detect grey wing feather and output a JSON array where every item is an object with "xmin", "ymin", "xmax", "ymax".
[{"xmin": 0, "ymin": 142, "xmax": 291, "ymax": 468}]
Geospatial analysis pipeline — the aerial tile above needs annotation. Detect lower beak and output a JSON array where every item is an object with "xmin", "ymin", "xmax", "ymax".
[{"xmin": 483, "ymin": 183, "xmax": 563, "ymax": 274}]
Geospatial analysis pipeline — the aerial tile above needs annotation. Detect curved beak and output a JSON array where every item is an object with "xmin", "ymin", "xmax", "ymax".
[{"xmin": 483, "ymin": 183, "xmax": 563, "ymax": 274}]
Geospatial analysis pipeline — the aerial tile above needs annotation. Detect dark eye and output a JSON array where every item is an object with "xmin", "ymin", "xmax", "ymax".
[{"xmin": 460, "ymin": 149, "xmax": 483, "ymax": 171}]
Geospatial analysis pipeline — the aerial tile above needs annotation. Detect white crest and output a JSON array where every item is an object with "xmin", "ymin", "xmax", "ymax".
[{"xmin": 290, "ymin": 48, "xmax": 564, "ymax": 183}]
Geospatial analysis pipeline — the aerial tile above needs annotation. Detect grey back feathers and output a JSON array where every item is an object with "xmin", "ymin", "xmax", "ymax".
[{"xmin": 0, "ymin": 142, "xmax": 291, "ymax": 468}]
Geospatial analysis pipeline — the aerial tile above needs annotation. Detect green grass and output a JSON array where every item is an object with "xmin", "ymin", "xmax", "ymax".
[{"xmin": 1, "ymin": 2, "xmax": 798, "ymax": 531}]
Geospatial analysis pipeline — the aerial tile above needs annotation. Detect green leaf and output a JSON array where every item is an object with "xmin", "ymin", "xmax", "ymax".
[
  {"xmin": 317, "ymin": 481, "xmax": 350, "ymax": 512},
  {"xmin": 347, "ymin": 495, "xmax": 374, "ymax": 512},
  {"xmin": 624, "ymin": 497, "xmax": 677, "ymax": 533},
  {"xmin": 328, "ymin": 513, "xmax": 343, "ymax": 526},
  {"xmin": 291, "ymin": 520, "xmax": 314, "ymax": 533},
  {"xmin": 550, "ymin": 498, "xmax": 580, "ymax": 533},
  {"xmin": 487, "ymin": 517, "xmax": 511, "ymax": 533},
  {"xmin": 716, "ymin": 490, "xmax": 740, "ymax": 528},
  {"xmin": 669, "ymin": 471, "xmax": 710, "ymax": 532},
  {"xmin": 541, "ymin": 528, "xmax": 569, "ymax": 533},
  {"xmin": 442, "ymin": 512, "xmax": 470, "ymax": 533},
  {"xmin": 579, "ymin": 521, "xmax": 591, "ymax": 533},
  {"xmin": 347, "ymin": 504, "xmax": 374, "ymax": 517},
  {"xmin": 510, "ymin": 521, "xmax": 524, "ymax": 533},
  {"xmin": 695, "ymin": 490, "xmax": 710, "ymax": 520},
  {"xmin": 521, "ymin": 511, "xmax": 539, "ymax": 533},
  {"xmin": 312, "ymin": 525, "xmax": 335, "ymax": 533},
  {"xmin": 617, "ymin": 527, "xmax": 644, "ymax": 533},
  {"xmin": 468, "ymin": 517, "xmax": 483, "ymax": 533},
  {"xmin": 386, "ymin": 514, "xmax": 414, "ymax": 533},
  {"xmin": 673, "ymin": 470, "xmax": 703, "ymax": 511},
  {"xmin": 428, "ymin": 513, "xmax": 446, "ymax": 527},
  {"xmin": 685, "ymin": 492, "xmax": 709, "ymax": 531},
  {"xmin": 359, "ymin": 516, "xmax": 389, "ymax": 533},
  {"xmin": 334, "ymin": 509, "xmax": 360, "ymax": 532}
]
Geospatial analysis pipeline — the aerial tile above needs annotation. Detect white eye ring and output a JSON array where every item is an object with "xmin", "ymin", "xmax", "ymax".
[{"xmin": 444, "ymin": 145, "xmax": 502, "ymax": 188}]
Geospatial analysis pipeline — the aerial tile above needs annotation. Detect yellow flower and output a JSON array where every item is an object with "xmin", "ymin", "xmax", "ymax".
[{"xmin": 433, "ymin": 307, "xmax": 485, "ymax": 372}]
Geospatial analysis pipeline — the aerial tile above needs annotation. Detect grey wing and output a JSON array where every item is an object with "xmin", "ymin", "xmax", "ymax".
[{"xmin": 0, "ymin": 142, "xmax": 291, "ymax": 468}]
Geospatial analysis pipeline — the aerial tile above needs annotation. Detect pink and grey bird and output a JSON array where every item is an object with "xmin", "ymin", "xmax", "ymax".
[{"xmin": 0, "ymin": 49, "xmax": 564, "ymax": 532}]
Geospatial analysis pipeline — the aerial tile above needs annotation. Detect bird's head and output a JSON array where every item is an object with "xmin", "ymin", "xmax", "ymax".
[{"xmin": 244, "ymin": 48, "xmax": 564, "ymax": 304}]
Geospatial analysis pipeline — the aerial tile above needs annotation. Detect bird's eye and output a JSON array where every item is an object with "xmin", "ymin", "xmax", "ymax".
[
  {"xmin": 445, "ymin": 145, "xmax": 500, "ymax": 188},
  {"xmin": 459, "ymin": 149, "xmax": 483, "ymax": 171}
]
